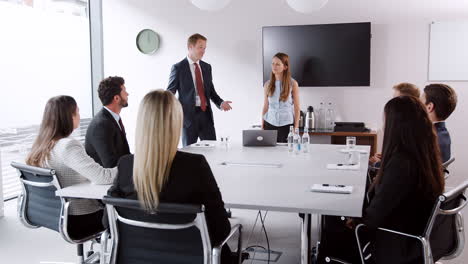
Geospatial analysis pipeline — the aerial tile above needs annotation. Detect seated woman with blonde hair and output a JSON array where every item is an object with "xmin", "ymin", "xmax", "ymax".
[
  {"xmin": 370, "ymin": 82, "xmax": 421, "ymax": 165},
  {"xmin": 109, "ymin": 90, "xmax": 239, "ymax": 263},
  {"xmin": 26, "ymin": 95, "xmax": 117, "ymax": 239}
]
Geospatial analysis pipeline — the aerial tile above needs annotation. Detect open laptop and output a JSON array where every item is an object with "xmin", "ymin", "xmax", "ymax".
[{"xmin": 242, "ymin": 130, "xmax": 277, "ymax": 146}]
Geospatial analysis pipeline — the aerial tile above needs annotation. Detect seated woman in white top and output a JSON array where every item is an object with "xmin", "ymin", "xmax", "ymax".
[{"xmin": 26, "ymin": 95, "xmax": 117, "ymax": 239}]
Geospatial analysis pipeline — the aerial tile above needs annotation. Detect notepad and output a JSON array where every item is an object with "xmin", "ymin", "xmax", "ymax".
[
  {"xmin": 220, "ymin": 161, "xmax": 282, "ymax": 168},
  {"xmin": 191, "ymin": 142, "xmax": 216, "ymax": 148},
  {"xmin": 311, "ymin": 184, "xmax": 353, "ymax": 194}
]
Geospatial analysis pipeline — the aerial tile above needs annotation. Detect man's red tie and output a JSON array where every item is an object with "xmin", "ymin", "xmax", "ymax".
[
  {"xmin": 194, "ymin": 63, "xmax": 207, "ymax": 111},
  {"xmin": 118, "ymin": 118, "xmax": 126, "ymax": 134}
]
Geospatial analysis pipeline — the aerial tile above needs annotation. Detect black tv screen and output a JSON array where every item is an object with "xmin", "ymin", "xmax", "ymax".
[{"xmin": 262, "ymin": 22, "xmax": 371, "ymax": 86}]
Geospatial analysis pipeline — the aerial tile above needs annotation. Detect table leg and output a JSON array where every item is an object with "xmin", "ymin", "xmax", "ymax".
[
  {"xmin": 301, "ymin": 213, "xmax": 310, "ymax": 264},
  {"xmin": 315, "ymin": 214, "xmax": 322, "ymax": 261}
]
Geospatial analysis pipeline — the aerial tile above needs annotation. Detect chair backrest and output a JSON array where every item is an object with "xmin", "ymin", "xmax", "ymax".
[
  {"xmin": 442, "ymin": 156, "xmax": 455, "ymax": 179},
  {"xmin": 11, "ymin": 161, "xmax": 63, "ymax": 232},
  {"xmin": 102, "ymin": 196, "xmax": 212, "ymax": 264},
  {"xmin": 426, "ymin": 180, "xmax": 468, "ymax": 261},
  {"xmin": 442, "ymin": 156, "xmax": 455, "ymax": 170}
]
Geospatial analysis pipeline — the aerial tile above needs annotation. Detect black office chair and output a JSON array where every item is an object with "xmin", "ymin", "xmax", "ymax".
[
  {"xmin": 355, "ymin": 180, "xmax": 468, "ymax": 264},
  {"xmin": 11, "ymin": 161, "xmax": 102, "ymax": 264},
  {"xmin": 102, "ymin": 196, "xmax": 243, "ymax": 264}
]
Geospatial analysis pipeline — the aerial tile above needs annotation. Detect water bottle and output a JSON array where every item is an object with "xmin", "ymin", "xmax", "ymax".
[
  {"xmin": 306, "ymin": 106, "xmax": 315, "ymax": 132},
  {"xmin": 302, "ymin": 126, "xmax": 310, "ymax": 153},
  {"xmin": 317, "ymin": 102, "xmax": 325, "ymax": 132},
  {"xmin": 325, "ymin": 102, "xmax": 335, "ymax": 132},
  {"xmin": 293, "ymin": 128, "xmax": 301, "ymax": 154},
  {"xmin": 287, "ymin": 126, "xmax": 294, "ymax": 152}
]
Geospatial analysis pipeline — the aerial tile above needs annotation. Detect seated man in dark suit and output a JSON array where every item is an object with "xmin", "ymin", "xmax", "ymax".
[
  {"xmin": 421, "ymin": 83, "xmax": 458, "ymax": 163},
  {"xmin": 85, "ymin": 76, "xmax": 131, "ymax": 168}
]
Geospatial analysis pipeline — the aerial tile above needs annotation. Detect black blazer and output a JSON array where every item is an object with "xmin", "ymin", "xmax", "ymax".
[
  {"xmin": 435, "ymin": 122, "xmax": 451, "ymax": 163},
  {"xmin": 167, "ymin": 58, "xmax": 224, "ymax": 128},
  {"xmin": 108, "ymin": 151, "xmax": 231, "ymax": 246},
  {"xmin": 363, "ymin": 152, "xmax": 435, "ymax": 263},
  {"xmin": 85, "ymin": 108, "xmax": 130, "ymax": 168}
]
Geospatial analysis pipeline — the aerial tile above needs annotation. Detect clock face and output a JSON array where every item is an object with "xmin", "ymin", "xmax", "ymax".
[{"xmin": 136, "ymin": 29, "xmax": 160, "ymax": 54}]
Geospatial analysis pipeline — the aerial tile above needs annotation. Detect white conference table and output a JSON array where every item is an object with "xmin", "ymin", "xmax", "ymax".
[{"xmin": 56, "ymin": 142, "xmax": 370, "ymax": 264}]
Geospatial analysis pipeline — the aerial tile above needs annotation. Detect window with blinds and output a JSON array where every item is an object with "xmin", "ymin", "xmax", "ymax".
[
  {"xmin": 1, "ymin": 118, "xmax": 91, "ymax": 200},
  {"xmin": 0, "ymin": 0, "xmax": 93, "ymax": 201}
]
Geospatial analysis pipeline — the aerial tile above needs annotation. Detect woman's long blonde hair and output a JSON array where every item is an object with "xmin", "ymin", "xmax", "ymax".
[
  {"xmin": 133, "ymin": 90, "xmax": 183, "ymax": 212},
  {"xmin": 267, "ymin": 52, "xmax": 292, "ymax": 102}
]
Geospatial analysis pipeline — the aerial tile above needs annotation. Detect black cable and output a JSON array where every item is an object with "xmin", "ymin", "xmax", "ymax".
[
  {"xmin": 247, "ymin": 211, "xmax": 263, "ymax": 264},
  {"xmin": 245, "ymin": 210, "xmax": 261, "ymax": 247},
  {"xmin": 259, "ymin": 211, "xmax": 270, "ymax": 264},
  {"xmin": 245, "ymin": 245, "xmax": 267, "ymax": 251}
]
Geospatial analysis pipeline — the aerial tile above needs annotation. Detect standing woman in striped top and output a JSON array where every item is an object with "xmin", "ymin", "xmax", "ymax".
[
  {"xmin": 262, "ymin": 52, "xmax": 301, "ymax": 142},
  {"xmin": 26, "ymin": 95, "xmax": 117, "ymax": 239}
]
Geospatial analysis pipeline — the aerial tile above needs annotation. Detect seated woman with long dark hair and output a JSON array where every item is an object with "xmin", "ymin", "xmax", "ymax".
[
  {"xmin": 108, "ymin": 90, "xmax": 239, "ymax": 263},
  {"xmin": 362, "ymin": 95, "xmax": 445, "ymax": 263},
  {"xmin": 26, "ymin": 95, "xmax": 117, "ymax": 239}
]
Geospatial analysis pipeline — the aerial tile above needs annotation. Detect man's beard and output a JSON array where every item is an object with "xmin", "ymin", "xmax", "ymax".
[{"xmin": 120, "ymin": 100, "xmax": 128, "ymax": 108}]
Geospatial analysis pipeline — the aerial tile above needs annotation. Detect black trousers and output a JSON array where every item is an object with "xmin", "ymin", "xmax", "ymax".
[
  {"xmin": 183, "ymin": 107, "xmax": 216, "ymax": 147},
  {"xmin": 68, "ymin": 210, "xmax": 105, "ymax": 240},
  {"xmin": 263, "ymin": 120, "xmax": 293, "ymax": 143}
]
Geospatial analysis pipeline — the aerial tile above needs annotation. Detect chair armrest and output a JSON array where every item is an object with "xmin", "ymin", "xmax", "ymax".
[
  {"xmin": 440, "ymin": 195, "xmax": 468, "ymax": 215},
  {"xmin": 356, "ymin": 223, "xmax": 423, "ymax": 242},
  {"xmin": 212, "ymin": 224, "xmax": 243, "ymax": 264},
  {"xmin": 325, "ymin": 256, "xmax": 352, "ymax": 263},
  {"xmin": 355, "ymin": 224, "xmax": 427, "ymax": 264},
  {"xmin": 354, "ymin": 224, "xmax": 432, "ymax": 263},
  {"xmin": 213, "ymin": 224, "xmax": 242, "ymax": 250},
  {"xmin": 376, "ymin": 227, "xmax": 422, "ymax": 241}
]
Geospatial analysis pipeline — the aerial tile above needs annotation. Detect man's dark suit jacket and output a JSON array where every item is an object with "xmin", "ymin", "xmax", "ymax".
[
  {"xmin": 363, "ymin": 152, "xmax": 436, "ymax": 263},
  {"xmin": 435, "ymin": 122, "xmax": 451, "ymax": 163},
  {"xmin": 167, "ymin": 58, "xmax": 224, "ymax": 129},
  {"xmin": 85, "ymin": 108, "xmax": 130, "ymax": 168},
  {"xmin": 108, "ymin": 151, "xmax": 230, "ymax": 246}
]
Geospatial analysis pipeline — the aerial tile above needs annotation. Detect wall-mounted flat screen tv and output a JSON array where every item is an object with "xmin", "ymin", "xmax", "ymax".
[{"xmin": 262, "ymin": 22, "xmax": 371, "ymax": 86}]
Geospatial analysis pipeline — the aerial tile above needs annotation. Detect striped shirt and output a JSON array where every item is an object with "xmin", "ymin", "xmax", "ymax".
[{"xmin": 46, "ymin": 137, "xmax": 117, "ymax": 215}]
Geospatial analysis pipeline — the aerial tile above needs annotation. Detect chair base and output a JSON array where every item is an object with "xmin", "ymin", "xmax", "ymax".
[{"xmin": 77, "ymin": 242, "xmax": 101, "ymax": 264}]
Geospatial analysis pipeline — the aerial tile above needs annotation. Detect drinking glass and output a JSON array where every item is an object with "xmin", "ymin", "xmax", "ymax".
[
  {"xmin": 345, "ymin": 150, "xmax": 360, "ymax": 165},
  {"xmin": 346, "ymin": 136, "xmax": 356, "ymax": 150}
]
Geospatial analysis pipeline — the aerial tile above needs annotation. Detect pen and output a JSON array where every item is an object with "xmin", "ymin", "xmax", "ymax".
[{"xmin": 322, "ymin": 184, "xmax": 346, "ymax": 188}]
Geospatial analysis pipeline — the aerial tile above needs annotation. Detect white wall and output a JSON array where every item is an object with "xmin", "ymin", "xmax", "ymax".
[{"xmin": 102, "ymin": 0, "xmax": 468, "ymax": 185}]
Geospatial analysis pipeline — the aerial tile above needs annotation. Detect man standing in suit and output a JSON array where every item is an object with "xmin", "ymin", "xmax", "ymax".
[
  {"xmin": 421, "ymin": 83, "xmax": 458, "ymax": 163},
  {"xmin": 167, "ymin": 33, "xmax": 233, "ymax": 146},
  {"xmin": 85, "ymin": 76, "xmax": 130, "ymax": 167}
]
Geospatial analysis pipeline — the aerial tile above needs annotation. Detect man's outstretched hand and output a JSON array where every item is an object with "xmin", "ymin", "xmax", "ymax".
[{"xmin": 221, "ymin": 101, "xmax": 232, "ymax": 111}]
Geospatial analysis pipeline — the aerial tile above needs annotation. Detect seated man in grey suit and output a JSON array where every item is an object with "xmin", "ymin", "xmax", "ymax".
[
  {"xmin": 421, "ymin": 83, "xmax": 457, "ymax": 163},
  {"xmin": 85, "ymin": 76, "xmax": 131, "ymax": 168},
  {"xmin": 167, "ymin": 33, "xmax": 233, "ymax": 147}
]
